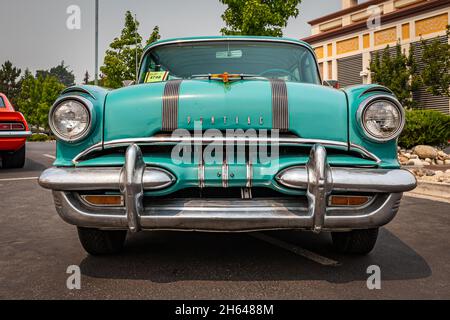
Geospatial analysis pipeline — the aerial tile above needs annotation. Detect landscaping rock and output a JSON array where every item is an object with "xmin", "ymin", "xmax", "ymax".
[
  {"xmin": 437, "ymin": 151, "xmax": 450, "ymax": 160},
  {"xmin": 435, "ymin": 170, "xmax": 445, "ymax": 177},
  {"xmin": 398, "ymin": 155, "xmax": 409, "ymax": 165},
  {"xmin": 407, "ymin": 159, "xmax": 424, "ymax": 166},
  {"xmin": 413, "ymin": 145, "xmax": 438, "ymax": 159}
]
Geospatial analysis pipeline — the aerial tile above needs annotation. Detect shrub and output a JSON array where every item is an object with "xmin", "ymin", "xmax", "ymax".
[
  {"xmin": 399, "ymin": 109, "xmax": 450, "ymax": 149},
  {"xmin": 27, "ymin": 133, "xmax": 53, "ymax": 142}
]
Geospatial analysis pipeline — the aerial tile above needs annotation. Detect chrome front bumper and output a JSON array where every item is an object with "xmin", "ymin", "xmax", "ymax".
[{"xmin": 39, "ymin": 144, "xmax": 417, "ymax": 232}]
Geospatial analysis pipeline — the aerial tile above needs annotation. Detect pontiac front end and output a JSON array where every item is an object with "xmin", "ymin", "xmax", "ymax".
[{"xmin": 39, "ymin": 37, "xmax": 416, "ymax": 255}]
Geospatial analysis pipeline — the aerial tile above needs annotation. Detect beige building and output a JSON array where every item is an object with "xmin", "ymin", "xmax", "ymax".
[{"xmin": 303, "ymin": 0, "xmax": 450, "ymax": 114}]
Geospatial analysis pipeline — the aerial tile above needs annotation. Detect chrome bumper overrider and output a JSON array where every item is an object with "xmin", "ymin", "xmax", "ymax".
[{"xmin": 39, "ymin": 144, "xmax": 417, "ymax": 232}]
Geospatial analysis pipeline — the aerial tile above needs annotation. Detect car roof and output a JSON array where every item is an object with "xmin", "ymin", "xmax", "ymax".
[
  {"xmin": 143, "ymin": 35, "xmax": 313, "ymax": 51},
  {"xmin": 0, "ymin": 93, "xmax": 14, "ymax": 112}
]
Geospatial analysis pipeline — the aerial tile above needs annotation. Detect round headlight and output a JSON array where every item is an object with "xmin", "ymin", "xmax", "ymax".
[
  {"xmin": 358, "ymin": 97, "xmax": 404, "ymax": 142},
  {"xmin": 50, "ymin": 99, "xmax": 91, "ymax": 142}
]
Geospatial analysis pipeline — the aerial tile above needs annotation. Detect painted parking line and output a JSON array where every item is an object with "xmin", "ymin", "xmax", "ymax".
[
  {"xmin": 43, "ymin": 154, "xmax": 56, "ymax": 160},
  {"xmin": 0, "ymin": 177, "xmax": 38, "ymax": 182},
  {"xmin": 250, "ymin": 232, "xmax": 340, "ymax": 267}
]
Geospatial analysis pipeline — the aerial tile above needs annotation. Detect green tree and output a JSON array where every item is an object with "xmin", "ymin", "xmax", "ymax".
[
  {"xmin": 419, "ymin": 26, "xmax": 450, "ymax": 97},
  {"xmin": 369, "ymin": 43, "xmax": 419, "ymax": 108},
  {"xmin": 36, "ymin": 61, "xmax": 75, "ymax": 87},
  {"xmin": 146, "ymin": 26, "xmax": 161, "ymax": 46},
  {"xmin": 0, "ymin": 61, "xmax": 22, "ymax": 106},
  {"xmin": 17, "ymin": 73, "xmax": 65, "ymax": 130},
  {"xmin": 100, "ymin": 11, "xmax": 143, "ymax": 88},
  {"xmin": 83, "ymin": 70, "xmax": 90, "ymax": 84},
  {"xmin": 220, "ymin": 0, "xmax": 302, "ymax": 37}
]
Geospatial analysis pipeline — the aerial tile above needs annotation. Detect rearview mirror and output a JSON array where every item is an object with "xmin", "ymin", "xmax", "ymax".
[
  {"xmin": 216, "ymin": 50, "xmax": 243, "ymax": 59},
  {"xmin": 122, "ymin": 80, "xmax": 136, "ymax": 87},
  {"xmin": 323, "ymin": 80, "xmax": 339, "ymax": 89}
]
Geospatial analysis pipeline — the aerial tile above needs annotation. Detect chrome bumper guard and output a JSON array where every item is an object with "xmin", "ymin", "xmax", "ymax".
[{"xmin": 39, "ymin": 144, "xmax": 417, "ymax": 232}]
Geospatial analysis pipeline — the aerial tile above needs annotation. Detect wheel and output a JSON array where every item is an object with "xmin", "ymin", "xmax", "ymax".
[
  {"xmin": 2, "ymin": 145, "xmax": 25, "ymax": 168},
  {"xmin": 331, "ymin": 228, "xmax": 379, "ymax": 255},
  {"xmin": 77, "ymin": 227, "xmax": 127, "ymax": 256}
]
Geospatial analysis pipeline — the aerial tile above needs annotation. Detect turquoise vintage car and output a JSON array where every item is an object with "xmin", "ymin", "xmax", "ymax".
[{"xmin": 39, "ymin": 36, "xmax": 416, "ymax": 256}]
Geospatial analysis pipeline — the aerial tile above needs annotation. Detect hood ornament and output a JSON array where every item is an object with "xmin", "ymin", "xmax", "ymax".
[{"xmin": 209, "ymin": 72, "xmax": 244, "ymax": 83}]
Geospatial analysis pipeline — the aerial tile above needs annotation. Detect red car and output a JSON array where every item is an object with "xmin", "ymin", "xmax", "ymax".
[{"xmin": 0, "ymin": 93, "xmax": 31, "ymax": 168}]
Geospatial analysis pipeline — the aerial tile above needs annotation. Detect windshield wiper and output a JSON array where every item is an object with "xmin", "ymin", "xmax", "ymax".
[{"xmin": 190, "ymin": 73, "xmax": 268, "ymax": 82}]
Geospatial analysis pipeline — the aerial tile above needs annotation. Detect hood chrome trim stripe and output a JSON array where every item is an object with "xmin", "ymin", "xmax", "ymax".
[
  {"xmin": 270, "ymin": 79, "xmax": 289, "ymax": 132},
  {"xmin": 162, "ymin": 80, "xmax": 182, "ymax": 131}
]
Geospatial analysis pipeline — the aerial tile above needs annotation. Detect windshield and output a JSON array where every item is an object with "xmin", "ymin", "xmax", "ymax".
[{"xmin": 139, "ymin": 41, "xmax": 321, "ymax": 84}]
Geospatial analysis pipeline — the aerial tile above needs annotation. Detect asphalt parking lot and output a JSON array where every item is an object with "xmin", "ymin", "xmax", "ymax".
[{"xmin": 0, "ymin": 142, "xmax": 449, "ymax": 299}]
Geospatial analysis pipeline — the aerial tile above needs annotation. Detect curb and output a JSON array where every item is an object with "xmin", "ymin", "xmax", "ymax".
[{"xmin": 407, "ymin": 181, "xmax": 450, "ymax": 203}]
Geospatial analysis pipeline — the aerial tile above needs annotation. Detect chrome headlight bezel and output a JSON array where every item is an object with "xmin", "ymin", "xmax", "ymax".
[
  {"xmin": 49, "ymin": 96, "xmax": 94, "ymax": 143},
  {"xmin": 356, "ymin": 95, "xmax": 405, "ymax": 143}
]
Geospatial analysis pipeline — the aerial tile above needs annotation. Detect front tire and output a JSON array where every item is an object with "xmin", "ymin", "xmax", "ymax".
[
  {"xmin": 331, "ymin": 228, "xmax": 379, "ymax": 255},
  {"xmin": 77, "ymin": 227, "xmax": 127, "ymax": 256},
  {"xmin": 2, "ymin": 145, "xmax": 25, "ymax": 168}
]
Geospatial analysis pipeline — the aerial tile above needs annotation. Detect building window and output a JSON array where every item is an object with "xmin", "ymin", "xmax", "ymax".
[
  {"xmin": 337, "ymin": 37, "xmax": 359, "ymax": 55},
  {"xmin": 327, "ymin": 61, "xmax": 332, "ymax": 80},
  {"xmin": 363, "ymin": 34, "xmax": 370, "ymax": 49},
  {"xmin": 415, "ymin": 13, "xmax": 449, "ymax": 37},
  {"xmin": 402, "ymin": 23, "xmax": 410, "ymax": 40},
  {"xmin": 315, "ymin": 46, "xmax": 324, "ymax": 59},
  {"xmin": 374, "ymin": 27, "xmax": 397, "ymax": 46},
  {"xmin": 327, "ymin": 43, "xmax": 333, "ymax": 57}
]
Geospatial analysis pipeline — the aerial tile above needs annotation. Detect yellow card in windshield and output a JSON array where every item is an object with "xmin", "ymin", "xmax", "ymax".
[{"xmin": 144, "ymin": 71, "xmax": 169, "ymax": 83}]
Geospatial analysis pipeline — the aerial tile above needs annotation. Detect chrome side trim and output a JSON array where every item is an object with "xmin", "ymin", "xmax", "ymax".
[
  {"xmin": 72, "ymin": 136, "xmax": 382, "ymax": 164},
  {"xmin": 349, "ymin": 143, "xmax": 381, "ymax": 163},
  {"xmin": 0, "ymin": 131, "xmax": 32, "ymax": 138},
  {"xmin": 72, "ymin": 142, "xmax": 103, "ymax": 165}
]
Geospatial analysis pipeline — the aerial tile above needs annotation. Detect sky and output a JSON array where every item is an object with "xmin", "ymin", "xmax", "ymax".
[{"xmin": 0, "ymin": 0, "xmax": 366, "ymax": 83}]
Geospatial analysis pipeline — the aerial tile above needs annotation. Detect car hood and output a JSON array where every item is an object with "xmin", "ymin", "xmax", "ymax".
[{"xmin": 103, "ymin": 80, "xmax": 348, "ymax": 143}]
